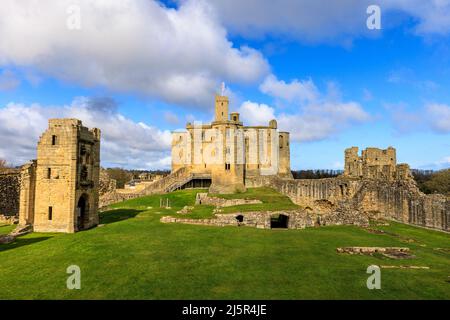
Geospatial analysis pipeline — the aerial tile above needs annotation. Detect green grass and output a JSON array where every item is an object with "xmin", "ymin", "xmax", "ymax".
[
  {"xmin": 0, "ymin": 224, "xmax": 15, "ymax": 235},
  {"xmin": 210, "ymin": 187, "xmax": 300, "ymax": 213},
  {"xmin": 0, "ymin": 188, "xmax": 449, "ymax": 299}
]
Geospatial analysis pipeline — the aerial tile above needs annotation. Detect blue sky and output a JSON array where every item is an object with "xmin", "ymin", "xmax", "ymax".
[{"xmin": 0, "ymin": 0, "xmax": 449, "ymax": 170}]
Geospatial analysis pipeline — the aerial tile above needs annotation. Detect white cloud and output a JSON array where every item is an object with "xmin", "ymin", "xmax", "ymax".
[
  {"xmin": 242, "ymin": 75, "xmax": 370, "ymax": 142},
  {"xmin": 426, "ymin": 103, "xmax": 450, "ymax": 133},
  {"xmin": 238, "ymin": 101, "xmax": 276, "ymax": 126},
  {"xmin": 0, "ymin": 70, "xmax": 20, "ymax": 91},
  {"xmin": 417, "ymin": 156, "xmax": 450, "ymax": 170},
  {"xmin": 208, "ymin": 0, "xmax": 373, "ymax": 43},
  {"xmin": 385, "ymin": 0, "xmax": 450, "ymax": 35},
  {"xmin": 208, "ymin": 0, "xmax": 450, "ymax": 43},
  {"xmin": 388, "ymin": 102, "xmax": 450, "ymax": 134},
  {"xmin": 0, "ymin": 97, "xmax": 172, "ymax": 169},
  {"xmin": 260, "ymin": 74, "xmax": 318, "ymax": 103},
  {"xmin": 0, "ymin": 0, "xmax": 269, "ymax": 107}
]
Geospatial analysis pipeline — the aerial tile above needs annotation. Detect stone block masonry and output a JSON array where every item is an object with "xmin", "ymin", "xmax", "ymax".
[
  {"xmin": 246, "ymin": 147, "xmax": 449, "ymax": 232},
  {"xmin": 195, "ymin": 193, "xmax": 262, "ymax": 207},
  {"xmin": 161, "ymin": 206, "xmax": 370, "ymax": 230},
  {"xmin": 0, "ymin": 169, "xmax": 20, "ymax": 223},
  {"xmin": 18, "ymin": 119, "xmax": 101, "ymax": 233}
]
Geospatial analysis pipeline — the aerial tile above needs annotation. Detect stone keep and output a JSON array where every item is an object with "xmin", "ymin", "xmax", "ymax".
[
  {"xmin": 171, "ymin": 94, "xmax": 293, "ymax": 194},
  {"xmin": 19, "ymin": 119, "xmax": 101, "ymax": 233}
]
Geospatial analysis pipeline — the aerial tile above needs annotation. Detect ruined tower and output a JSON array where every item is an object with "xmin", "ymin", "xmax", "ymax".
[
  {"xmin": 209, "ymin": 95, "xmax": 246, "ymax": 194},
  {"xmin": 344, "ymin": 146, "xmax": 403, "ymax": 181},
  {"xmin": 278, "ymin": 131, "xmax": 293, "ymax": 179},
  {"xmin": 19, "ymin": 119, "xmax": 101, "ymax": 233}
]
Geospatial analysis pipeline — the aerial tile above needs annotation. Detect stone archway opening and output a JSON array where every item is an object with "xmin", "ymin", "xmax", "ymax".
[
  {"xmin": 77, "ymin": 194, "xmax": 89, "ymax": 231},
  {"xmin": 235, "ymin": 215, "xmax": 244, "ymax": 223},
  {"xmin": 270, "ymin": 214, "xmax": 289, "ymax": 229}
]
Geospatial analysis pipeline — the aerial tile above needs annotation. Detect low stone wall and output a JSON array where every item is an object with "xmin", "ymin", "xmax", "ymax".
[
  {"xmin": 0, "ymin": 169, "xmax": 21, "ymax": 221},
  {"xmin": 161, "ymin": 207, "xmax": 370, "ymax": 230},
  {"xmin": 195, "ymin": 193, "xmax": 262, "ymax": 207}
]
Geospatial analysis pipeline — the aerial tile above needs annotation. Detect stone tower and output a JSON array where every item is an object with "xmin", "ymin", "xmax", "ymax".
[
  {"xmin": 19, "ymin": 119, "xmax": 101, "ymax": 233},
  {"xmin": 344, "ymin": 146, "xmax": 401, "ymax": 180},
  {"xmin": 214, "ymin": 95, "xmax": 229, "ymax": 122},
  {"xmin": 209, "ymin": 95, "xmax": 246, "ymax": 194},
  {"xmin": 278, "ymin": 131, "xmax": 293, "ymax": 179},
  {"xmin": 344, "ymin": 146, "xmax": 362, "ymax": 177},
  {"xmin": 171, "ymin": 93, "xmax": 292, "ymax": 194}
]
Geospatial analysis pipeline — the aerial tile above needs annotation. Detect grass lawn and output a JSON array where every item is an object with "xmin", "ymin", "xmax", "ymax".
[
  {"xmin": 210, "ymin": 187, "xmax": 300, "ymax": 213},
  {"xmin": 0, "ymin": 225, "xmax": 15, "ymax": 235},
  {"xmin": 0, "ymin": 188, "xmax": 449, "ymax": 299}
]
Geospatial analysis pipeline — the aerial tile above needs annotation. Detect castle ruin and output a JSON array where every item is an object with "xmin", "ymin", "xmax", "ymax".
[
  {"xmin": 18, "ymin": 119, "xmax": 101, "ymax": 233},
  {"xmin": 171, "ymin": 94, "xmax": 292, "ymax": 194},
  {"xmin": 243, "ymin": 147, "xmax": 449, "ymax": 232},
  {"xmin": 0, "ymin": 94, "xmax": 447, "ymax": 234}
]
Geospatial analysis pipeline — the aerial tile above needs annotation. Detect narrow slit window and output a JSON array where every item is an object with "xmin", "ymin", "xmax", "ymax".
[
  {"xmin": 47, "ymin": 168, "xmax": 51, "ymax": 179},
  {"xmin": 48, "ymin": 206, "xmax": 53, "ymax": 220},
  {"xmin": 51, "ymin": 135, "xmax": 57, "ymax": 145}
]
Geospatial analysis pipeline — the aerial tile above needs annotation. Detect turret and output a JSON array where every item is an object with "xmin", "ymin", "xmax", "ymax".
[{"xmin": 215, "ymin": 95, "xmax": 229, "ymax": 122}]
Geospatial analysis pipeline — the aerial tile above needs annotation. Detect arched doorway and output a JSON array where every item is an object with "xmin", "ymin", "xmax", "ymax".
[
  {"xmin": 77, "ymin": 194, "xmax": 89, "ymax": 231},
  {"xmin": 235, "ymin": 215, "xmax": 244, "ymax": 226},
  {"xmin": 270, "ymin": 214, "xmax": 289, "ymax": 229}
]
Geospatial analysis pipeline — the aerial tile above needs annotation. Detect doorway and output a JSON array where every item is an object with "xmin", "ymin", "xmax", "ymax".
[
  {"xmin": 77, "ymin": 194, "xmax": 89, "ymax": 230},
  {"xmin": 270, "ymin": 214, "xmax": 289, "ymax": 229}
]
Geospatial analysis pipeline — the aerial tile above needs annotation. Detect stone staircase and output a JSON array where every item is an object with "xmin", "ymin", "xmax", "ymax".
[
  {"xmin": 140, "ymin": 170, "xmax": 211, "ymax": 195},
  {"xmin": 167, "ymin": 173, "xmax": 211, "ymax": 192},
  {"xmin": 100, "ymin": 168, "xmax": 211, "ymax": 207},
  {"xmin": 138, "ymin": 167, "xmax": 190, "ymax": 195}
]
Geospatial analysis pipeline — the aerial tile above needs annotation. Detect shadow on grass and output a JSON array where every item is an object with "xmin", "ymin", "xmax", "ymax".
[
  {"xmin": 0, "ymin": 236, "xmax": 52, "ymax": 253},
  {"xmin": 99, "ymin": 209, "xmax": 144, "ymax": 225}
]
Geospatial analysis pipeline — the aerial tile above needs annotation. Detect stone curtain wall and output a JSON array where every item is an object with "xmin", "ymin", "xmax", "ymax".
[
  {"xmin": 0, "ymin": 170, "xmax": 21, "ymax": 221},
  {"xmin": 354, "ymin": 180, "xmax": 449, "ymax": 232},
  {"xmin": 246, "ymin": 175, "xmax": 449, "ymax": 232}
]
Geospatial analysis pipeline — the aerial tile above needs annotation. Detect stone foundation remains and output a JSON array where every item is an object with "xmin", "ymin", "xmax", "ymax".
[
  {"xmin": 161, "ymin": 205, "xmax": 370, "ymax": 229},
  {"xmin": 195, "ymin": 193, "xmax": 262, "ymax": 207}
]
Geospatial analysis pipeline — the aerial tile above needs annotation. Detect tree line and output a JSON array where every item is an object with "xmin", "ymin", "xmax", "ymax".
[
  {"xmin": 411, "ymin": 169, "xmax": 450, "ymax": 195},
  {"xmin": 291, "ymin": 169, "xmax": 343, "ymax": 179}
]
